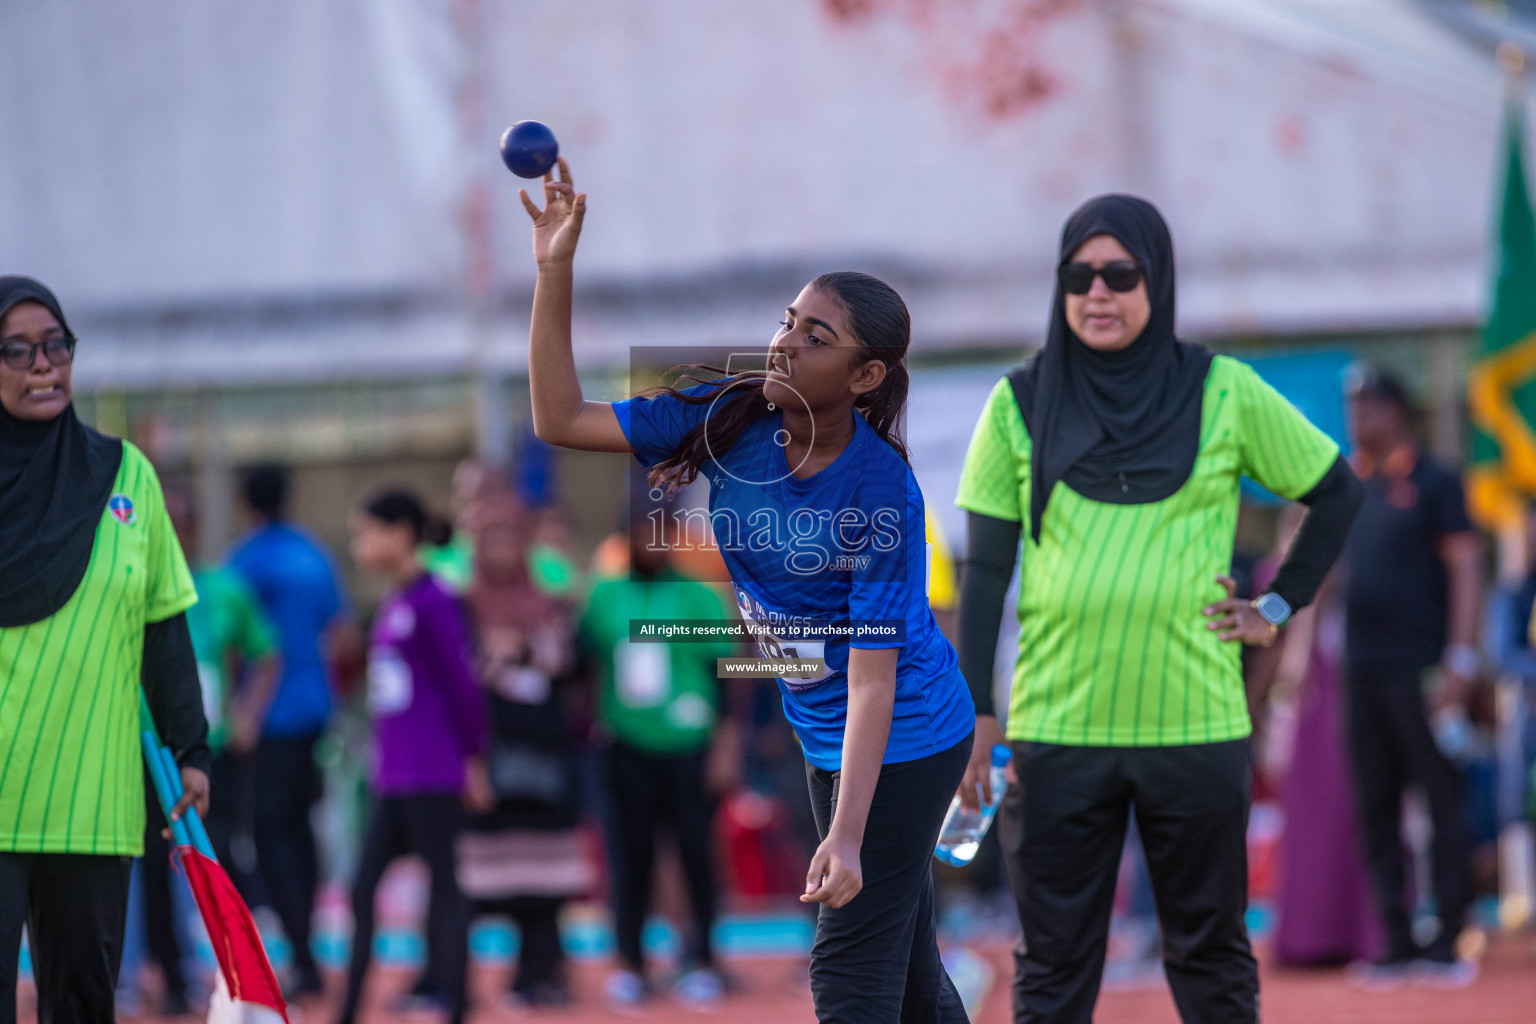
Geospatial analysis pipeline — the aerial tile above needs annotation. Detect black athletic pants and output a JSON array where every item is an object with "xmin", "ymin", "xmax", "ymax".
[
  {"xmin": 251, "ymin": 732, "xmax": 323, "ymax": 980},
  {"xmin": 1345, "ymin": 662, "xmax": 1470, "ymax": 962},
  {"xmin": 804, "ymin": 733, "xmax": 971, "ymax": 1024},
  {"xmin": 339, "ymin": 794, "xmax": 470, "ymax": 1024},
  {"xmin": 605, "ymin": 741, "xmax": 719, "ymax": 972},
  {"xmin": 477, "ymin": 895, "xmax": 567, "ymax": 996},
  {"xmin": 0, "ymin": 852, "xmax": 132, "ymax": 1024},
  {"xmin": 998, "ymin": 740, "xmax": 1257, "ymax": 1024}
]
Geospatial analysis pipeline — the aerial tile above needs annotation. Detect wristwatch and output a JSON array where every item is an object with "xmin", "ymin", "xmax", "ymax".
[
  {"xmin": 1252, "ymin": 592, "xmax": 1292, "ymax": 628},
  {"xmin": 1251, "ymin": 592, "xmax": 1291, "ymax": 647}
]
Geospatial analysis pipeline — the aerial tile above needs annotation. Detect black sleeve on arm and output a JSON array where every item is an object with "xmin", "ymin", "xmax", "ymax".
[
  {"xmin": 1267, "ymin": 455, "xmax": 1364, "ymax": 613},
  {"xmin": 956, "ymin": 512, "xmax": 1023, "ymax": 718},
  {"xmin": 142, "ymin": 613, "xmax": 212, "ymax": 775}
]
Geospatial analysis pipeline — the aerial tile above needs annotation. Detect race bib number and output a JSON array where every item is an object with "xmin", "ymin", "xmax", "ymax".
[
  {"xmin": 667, "ymin": 692, "xmax": 715, "ymax": 730},
  {"xmin": 740, "ymin": 611, "xmax": 830, "ymax": 688},
  {"xmin": 367, "ymin": 650, "xmax": 414, "ymax": 715},
  {"xmin": 615, "ymin": 641, "xmax": 671, "ymax": 707},
  {"xmin": 496, "ymin": 666, "xmax": 552, "ymax": 705}
]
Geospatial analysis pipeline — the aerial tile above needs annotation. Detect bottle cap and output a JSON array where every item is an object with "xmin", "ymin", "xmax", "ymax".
[{"xmin": 990, "ymin": 744, "xmax": 1013, "ymax": 767}]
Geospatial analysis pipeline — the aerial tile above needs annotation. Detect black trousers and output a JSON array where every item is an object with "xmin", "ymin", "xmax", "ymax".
[
  {"xmin": 604, "ymin": 741, "xmax": 719, "ymax": 971},
  {"xmin": 340, "ymin": 794, "xmax": 470, "ymax": 1024},
  {"xmin": 1345, "ymin": 662, "xmax": 1470, "ymax": 961},
  {"xmin": 0, "ymin": 852, "xmax": 132, "ymax": 1024},
  {"xmin": 479, "ymin": 895, "xmax": 567, "ymax": 996},
  {"xmin": 805, "ymin": 734, "xmax": 971, "ymax": 1024},
  {"xmin": 998, "ymin": 741, "xmax": 1257, "ymax": 1024},
  {"xmin": 251, "ymin": 732, "xmax": 323, "ymax": 978}
]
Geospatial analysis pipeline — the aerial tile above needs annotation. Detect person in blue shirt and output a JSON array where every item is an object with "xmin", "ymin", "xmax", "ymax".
[
  {"xmin": 227, "ymin": 463, "xmax": 360, "ymax": 1001},
  {"xmin": 517, "ymin": 161, "xmax": 974, "ymax": 1023}
]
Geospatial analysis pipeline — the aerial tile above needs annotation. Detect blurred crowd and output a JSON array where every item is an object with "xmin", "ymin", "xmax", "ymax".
[
  {"xmin": 112, "ymin": 364, "xmax": 1536, "ymax": 1016},
  {"xmin": 116, "ymin": 452, "xmax": 842, "ymax": 1017}
]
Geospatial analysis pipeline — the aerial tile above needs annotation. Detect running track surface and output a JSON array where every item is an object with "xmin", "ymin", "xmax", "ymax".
[{"xmin": 23, "ymin": 936, "xmax": 1536, "ymax": 1023}]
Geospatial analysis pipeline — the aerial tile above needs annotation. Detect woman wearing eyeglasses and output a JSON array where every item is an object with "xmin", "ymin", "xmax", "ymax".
[
  {"xmin": 0, "ymin": 277, "xmax": 209, "ymax": 1022},
  {"xmin": 953, "ymin": 197, "xmax": 1362, "ymax": 1023}
]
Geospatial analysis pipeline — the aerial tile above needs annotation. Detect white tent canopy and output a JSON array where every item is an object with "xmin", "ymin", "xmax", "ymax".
[{"xmin": 0, "ymin": 0, "xmax": 1520, "ymax": 388}]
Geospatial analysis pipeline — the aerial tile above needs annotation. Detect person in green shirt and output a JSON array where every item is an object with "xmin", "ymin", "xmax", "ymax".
[
  {"xmin": 129, "ymin": 488, "xmax": 281, "ymax": 1015},
  {"xmin": 953, "ymin": 200, "xmax": 1362, "ymax": 1023},
  {"xmin": 0, "ymin": 277, "xmax": 209, "ymax": 1022},
  {"xmin": 580, "ymin": 500, "xmax": 736, "ymax": 1006}
]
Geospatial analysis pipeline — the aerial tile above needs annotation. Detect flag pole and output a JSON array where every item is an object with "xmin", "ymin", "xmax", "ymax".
[
  {"xmin": 139, "ymin": 690, "xmax": 290, "ymax": 1021},
  {"xmin": 1491, "ymin": 38, "xmax": 1536, "ymax": 936}
]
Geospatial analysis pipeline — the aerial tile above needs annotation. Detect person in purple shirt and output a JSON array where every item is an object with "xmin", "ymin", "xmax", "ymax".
[{"xmin": 337, "ymin": 488, "xmax": 491, "ymax": 1024}]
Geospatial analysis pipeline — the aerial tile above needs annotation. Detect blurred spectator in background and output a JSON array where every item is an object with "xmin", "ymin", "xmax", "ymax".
[
  {"xmin": 338, "ymin": 488, "xmax": 489, "ymax": 1024},
  {"xmin": 1248, "ymin": 507, "xmax": 1379, "ymax": 966},
  {"xmin": 421, "ymin": 452, "xmax": 582, "ymax": 603},
  {"xmin": 132, "ymin": 488, "xmax": 281, "ymax": 1015},
  {"xmin": 1343, "ymin": 366, "xmax": 1482, "ymax": 986},
  {"xmin": 456, "ymin": 484, "xmax": 593, "ymax": 1008},
  {"xmin": 228, "ymin": 464, "xmax": 360, "ymax": 999},
  {"xmin": 418, "ymin": 458, "xmax": 485, "ymax": 595},
  {"xmin": 581, "ymin": 498, "xmax": 737, "ymax": 1007}
]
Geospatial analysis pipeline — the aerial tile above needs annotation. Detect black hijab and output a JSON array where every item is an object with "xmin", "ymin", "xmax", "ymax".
[
  {"xmin": 0, "ymin": 277, "xmax": 123, "ymax": 627},
  {"xmin": 1009, "ymin": 195, "xmax": 1213, "ymax": 542}
]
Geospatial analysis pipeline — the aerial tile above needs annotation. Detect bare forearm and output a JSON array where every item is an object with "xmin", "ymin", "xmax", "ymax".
[
  {"xmin": 530, "ymin": 262, "xmax": 583, "ymax": 442},
  {"xmin": 237, "ymin": 656, "xmax": 280, "ymax": 721},
  {"xmin": 831, "ymin": 655, "xmax": 896, "ymax": 845},
  {"xmin": 1441, "ymin": 536, "xmax": 1482, "ymax": 650},
  {"xmin": 1447, "ymin": 561, "xmax": 1481, "ymax": 649}
]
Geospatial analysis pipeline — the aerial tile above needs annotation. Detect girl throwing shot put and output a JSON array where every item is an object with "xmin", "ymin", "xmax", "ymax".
[{"xmin": 520, "ymin": 161, "xmax": 974, "ymax": 1024}]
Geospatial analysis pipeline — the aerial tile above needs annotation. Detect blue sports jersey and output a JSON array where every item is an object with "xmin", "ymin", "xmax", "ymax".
[
  {"xmin": 614, "ymin": 386, "xmax": 974, "ymax": 770},
  {"xmin": 228, "ymin": 523, "xmax": 347, "ymax": 737}
]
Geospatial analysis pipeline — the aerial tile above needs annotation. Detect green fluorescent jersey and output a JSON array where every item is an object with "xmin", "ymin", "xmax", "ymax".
[
  {"xmin": 188, "ymin": 565, "xmax": 277, "ymax": 754},
  {"xmin": 0, "ymin": 442, "xmax": 197, "ymax": 855},
  {"xmin": 956, "ymin": 356, "xmax": 1338, "ymax": 747},
  {"xmin": 581, "ymin": 567, "xmax": 735, "ymax": 756}
]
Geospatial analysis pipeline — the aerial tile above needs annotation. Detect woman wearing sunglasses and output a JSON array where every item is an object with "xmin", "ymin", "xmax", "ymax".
[
  {"xmin": 953, "ymin": 196, "xmax": 1362, "ymax": 1023},
  {"xmin": 0, "ymin": 277, "xmax": 209, "ymax": 1021}
]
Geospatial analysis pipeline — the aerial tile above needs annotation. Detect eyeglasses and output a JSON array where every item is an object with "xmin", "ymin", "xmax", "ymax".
[
  {"xmin": 1058, "ymin": 260, "xmax": 1145, "ymax": 295},
  {"xmin": 1, "ymin": 334, "xmax": 76, "ymax": 372}
]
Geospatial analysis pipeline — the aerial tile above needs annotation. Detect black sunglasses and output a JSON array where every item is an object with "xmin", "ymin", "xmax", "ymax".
[
  {"xmin": 0, "ymin": 334, "xmax": 76, "ymax": 372},
  {"xmin": 1058, "ymin": 260, "xmax": 1145, "ymax": 295}
]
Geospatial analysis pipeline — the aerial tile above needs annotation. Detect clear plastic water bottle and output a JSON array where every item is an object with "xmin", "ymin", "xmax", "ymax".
[{"xmin": 934, "ymin": 744, "xmax": 1013, "ymax": 867}]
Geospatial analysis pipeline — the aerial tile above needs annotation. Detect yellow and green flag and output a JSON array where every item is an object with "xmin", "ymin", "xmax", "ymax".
[{"xmin": 1469, "ymin": 93, "xmax": 1536, "ymax": 530}]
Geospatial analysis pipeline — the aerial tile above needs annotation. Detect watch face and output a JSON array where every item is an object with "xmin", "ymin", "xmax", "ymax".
[{"xmin": 1255, "ymin": 593, "xmax": 1291, "ymax": 625}]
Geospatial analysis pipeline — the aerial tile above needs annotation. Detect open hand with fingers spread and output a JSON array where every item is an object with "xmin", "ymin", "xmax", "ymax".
[
  {"xmin": 1203, "ymin": 575, "xmax": 1280, "ymax": 647},
  {"xmin": 520, "ymin": 157, "xmax": 586, "ymax": 267}
]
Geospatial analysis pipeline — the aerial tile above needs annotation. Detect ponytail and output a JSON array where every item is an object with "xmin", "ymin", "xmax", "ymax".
[
  {"xmin": 816, "ymin": 271, "xmax": 911, "ymax": 464},
  {"xmin": 854, "ymin": 359, "xmax": 909, "ymax": 463},
  {"xmin": 642, "ymin": 369, "xmax": 776, "ymax": 493}
]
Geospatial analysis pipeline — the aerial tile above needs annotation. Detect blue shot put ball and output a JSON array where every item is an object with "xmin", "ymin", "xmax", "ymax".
[{"xmin": 499, "ymin": 120, "xmax": 559, "ymax": 178}]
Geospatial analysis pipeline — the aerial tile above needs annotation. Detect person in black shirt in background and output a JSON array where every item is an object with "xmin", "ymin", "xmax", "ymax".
[{"xmin": 1342, "ymin": 365, "xmax": 1482, "ymax": 988}]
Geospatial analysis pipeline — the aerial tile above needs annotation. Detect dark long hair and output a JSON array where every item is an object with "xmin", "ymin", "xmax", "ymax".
[{"xmin": 643, "ymin": 272, "xmax": 912, "ymax": 492}]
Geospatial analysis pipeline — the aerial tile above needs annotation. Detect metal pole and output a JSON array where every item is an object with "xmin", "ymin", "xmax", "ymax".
[{"xmin": 455, "ymin": 0, "xmax": 511, "ymax": 468}]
